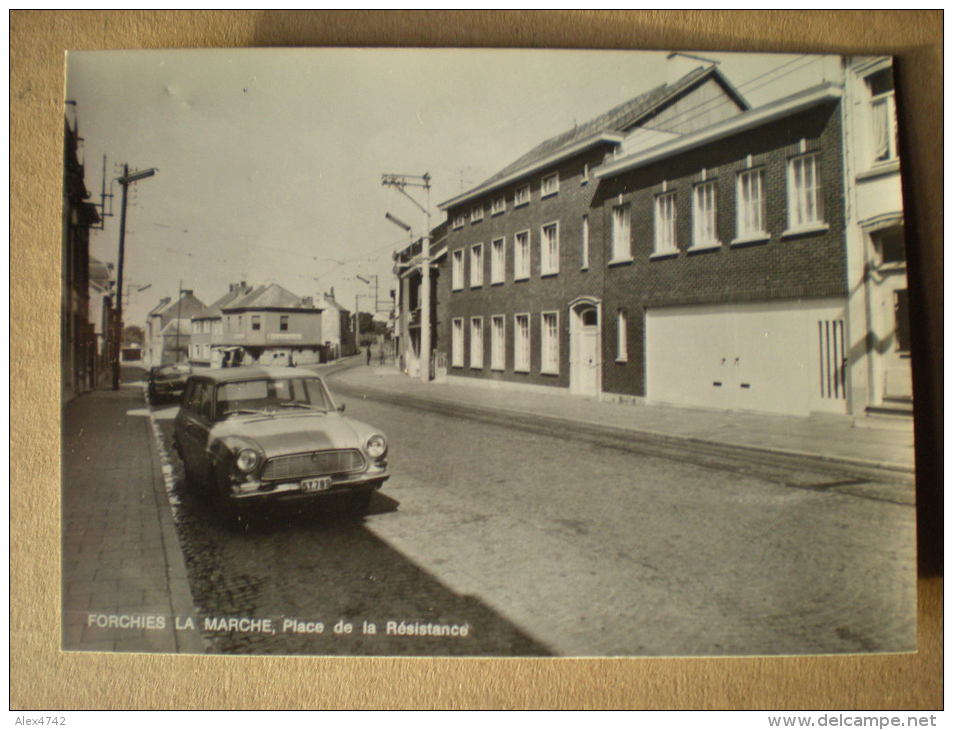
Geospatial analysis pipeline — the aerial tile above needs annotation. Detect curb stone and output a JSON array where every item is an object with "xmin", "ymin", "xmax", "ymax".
[{"xmin": 142, "ymin": 384, "xmax": 210, "ymax": 654}]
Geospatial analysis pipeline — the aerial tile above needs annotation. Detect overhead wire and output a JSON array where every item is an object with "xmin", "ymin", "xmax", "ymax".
[{"xmin": 101, "ymin": 52, "xmax": 833, "ymax": 296}]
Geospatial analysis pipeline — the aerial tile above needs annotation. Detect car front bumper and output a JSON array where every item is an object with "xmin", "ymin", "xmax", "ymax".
[{"xmin": 227, "ymin": 467, "xmax": 389, "ymax": 502}]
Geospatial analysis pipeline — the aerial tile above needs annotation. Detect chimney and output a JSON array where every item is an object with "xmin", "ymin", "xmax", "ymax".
[{"xmin": 181, "ymin": 289, "xmax": 193, "ymax": 297}]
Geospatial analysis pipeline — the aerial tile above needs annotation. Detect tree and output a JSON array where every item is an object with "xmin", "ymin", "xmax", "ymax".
[{"xmin": 122, "ymin": 325, "xmax": 144, "ymax": 346}]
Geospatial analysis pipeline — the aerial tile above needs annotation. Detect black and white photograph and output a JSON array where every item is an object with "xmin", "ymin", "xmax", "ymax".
[{"xmin": 61, "ymin": 47, "xmax": 918, "ymax": 658}]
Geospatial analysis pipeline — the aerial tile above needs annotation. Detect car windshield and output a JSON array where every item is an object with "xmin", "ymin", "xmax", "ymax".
[{"xmin": 215, "ymin": 377, "xmax": 333, "ymax": 419}]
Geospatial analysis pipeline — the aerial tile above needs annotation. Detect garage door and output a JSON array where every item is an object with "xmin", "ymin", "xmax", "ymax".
[{"xmin": 645, "ymin": 299, "xmax": 848, "ymax": 416}]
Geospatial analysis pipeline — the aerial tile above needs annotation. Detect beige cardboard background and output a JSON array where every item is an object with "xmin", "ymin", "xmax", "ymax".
[{"xmin": 11, "ymin": 10, "xmax": 942, "ymax": 709}]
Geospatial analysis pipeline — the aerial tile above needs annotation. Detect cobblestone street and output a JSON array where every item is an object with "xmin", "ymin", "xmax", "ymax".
[{"xmin": 136, "ymin": 364, "xmax": 917, "ymax": 657}]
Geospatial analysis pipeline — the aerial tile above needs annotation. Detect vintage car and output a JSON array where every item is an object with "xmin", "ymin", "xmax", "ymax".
[
  {"xmin": 148, "ymin": 363, "xmax": 192, "ymax": 403},
  {"xmin": 172, "ymin": 367, "xmax": 388, "ymax": 517}
]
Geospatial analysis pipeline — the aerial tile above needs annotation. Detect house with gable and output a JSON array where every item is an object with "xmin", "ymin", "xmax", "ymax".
[
  {"xmin": 145, "ymin": 289, "xmax": 207, "ymax": 366},
  {"xmin": 189, "ymin": 281, "xmax": 254, "ymax": 367},
  {"xmin": 216, "ymin": 283, "xmax": 324, "ymax": 367}
]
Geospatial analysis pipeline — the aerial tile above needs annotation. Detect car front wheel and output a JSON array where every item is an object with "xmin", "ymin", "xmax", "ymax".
[{"xmin": 208, "ymin": 467, "xmax": 249, "ymax": 530}]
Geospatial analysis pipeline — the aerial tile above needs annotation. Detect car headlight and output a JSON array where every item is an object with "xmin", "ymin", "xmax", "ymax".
[
  {"xmin": 364, "ymin": 434, "xmax": 387, "ymax": 459},
  {"xmin": 235, "ymin": 448, "xmax": 261, "ymax": 473}
]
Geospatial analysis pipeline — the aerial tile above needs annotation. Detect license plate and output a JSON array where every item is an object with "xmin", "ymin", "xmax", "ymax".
[{"xmin": 300, "ymin": 477, "xmax": 332, "ymax": 493}]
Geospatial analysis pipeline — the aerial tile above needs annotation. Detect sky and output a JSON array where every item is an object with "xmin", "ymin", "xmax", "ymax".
[{"xmin": 66, "ymin": 48, "xmax": 837, "ymax": 326}]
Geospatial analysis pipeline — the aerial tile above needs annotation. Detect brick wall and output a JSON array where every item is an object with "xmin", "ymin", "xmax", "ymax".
[
  {"xmin": 441, "ymin": 145, "xmax": 612, "ymax": 388},
  {"xmin": 594, "ymin": 101, "xmax": 846, "ymax": 397},
  {"xmin": 439, "ymin": 100, "xmax": 846, "ymax": 399}
]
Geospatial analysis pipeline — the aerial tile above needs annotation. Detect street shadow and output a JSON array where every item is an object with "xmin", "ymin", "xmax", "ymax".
[{"xmin": 168, "ymin": 465, "xmax": 550, "ymax": 657}]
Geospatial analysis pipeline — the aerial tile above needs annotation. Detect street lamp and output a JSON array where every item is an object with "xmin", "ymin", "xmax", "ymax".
[
  {"xmin": 112, "ymin": 164, "xmax": 158, "ymax": 389},
  {"xmin": 385, "ymin": 212, "xmax": 412, "ymax": 232}
]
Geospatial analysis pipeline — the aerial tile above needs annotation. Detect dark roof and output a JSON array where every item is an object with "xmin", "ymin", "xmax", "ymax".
[
  {"xmin": 223, "ymin": 283, "xmax": 312, "ymax": 311},
  {"xmin": 447, "ymin": 65, "xmax": 745, "ymax": 208},
  {"xmin": 187, "ymin": 366, "xmax": 325, "ymax": 384},
  {"xmin": 196, "ymin": 284, "xmax": 255, "ymax": 319},
  {"xmin": 148, "ymin": 297, "xmax": 172, "ymax": 317}
]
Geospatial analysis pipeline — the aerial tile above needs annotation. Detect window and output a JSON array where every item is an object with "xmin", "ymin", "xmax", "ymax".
[
  {"xmin": 471, "ymin": 205, "xmax": 484, "ymax": 223},
  {"xmin": 616, "ymin": 310, "xmax": 628, "ymax": 363},
  {"xmin": 611, "ymin": 204, "xmax": 631, "ymax": 261},
  {"xmin": 541, "ymin": 312, "xmax": 559, "ymax": 374},
  {"xmin": 212, "ymin": 320, "xmax": 222, "ymax": 335},
  {"xmin": 491, "ymin": 196, "xmax": 506, "ymax": 216},
  {"xmin": 871, "ymin": 225, "xmax": 906, "ymax": 266},
  {"xmin": 514, "ymin": 314, "xmax": 530, "ymax": 372},
  {"xmin": 490, "ymin": 315, "xmax": 505, "ymax": 371},
  {"xmin": 581, "ymin": 215, "xmax": 589, "ymax": 269},
  {"xmin": 541, "ymin": 173, "xmax": 559, "ymax": 197},
  {"xmin": 490, "ymin": 237, "xmax": 505, "ymax": 284},
  {"xmin": 514, "ymin": 230, "xmax": 530, "ymax": 280},
  {"xmin": 238, "ymin": 316, "xmax": 243, "ymax": 330},
  {"xmin": 451, "ymin": 318, "xmax": 464, "ymax": 367},
  {"xmin": 452, "ymin": 213, "xmax": 466, "ymax": 229},
  {"xmin": 280, "ymin": 315, "xmax": 289, "ymax": 332},
  {"xmin": 787, "ymin": 153, "xmax": 823, "ymax": 229},
  {"xmin": 251, "ymin": 315, "xmax": 261, "ymax": 331},
  {"xmin": 867, "ymin": 68, "xmax": 898, "ymax": 164},
  {"xmin": 736, "ymin": 169, "xmax": 766, "ymax": 240},
  {"xmin": 470, "ymin": 317, "xmax": 484, "ymax": 369},
  {"xmin": 540, "ymin": 222, "xmax": 559, "ymax": 275},
  {"xmin": 514, "ymin": 185, "xmax": 530, "ymax": 207},
  {"xmin": 451, "ymin": 249, "xmax": 464, "ymax": 290},
  {"xmin": 654, "ymin": 192, "xmax": 677, "ymax": 254},
  {"xmin": 692, "ymin": 181, "xmax": 718, "ymax": 247},
  {"xmin": 894, "ymin": 289, "xmax": 910, "ymax": 353},
  {"xmin": 470, "ymin": 244, "xmax": 484, "ymax": 287}
]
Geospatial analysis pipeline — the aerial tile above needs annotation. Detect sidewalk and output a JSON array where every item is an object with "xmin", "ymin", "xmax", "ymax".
[
  {"xmin": 62, "ymin": 381, "xmax": 205, "ymax": 653},
  {"xmin": 330, "ymin": 363, "xmax": 916, "ymax": 476}
]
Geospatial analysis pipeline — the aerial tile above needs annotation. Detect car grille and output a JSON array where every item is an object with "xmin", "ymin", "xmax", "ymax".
[{"xmin": 260, "ymin": 449, "xmax": 365, "ymax": 481}]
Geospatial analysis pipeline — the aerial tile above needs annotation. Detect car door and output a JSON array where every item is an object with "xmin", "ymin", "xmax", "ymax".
[{"xmin": 178, "ymin": 379, "xmax": 212, "ymax": 475}]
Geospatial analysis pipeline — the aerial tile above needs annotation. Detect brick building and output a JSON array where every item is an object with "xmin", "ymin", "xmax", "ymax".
[
  {"xmin": 593, "ymin": 82, "xmax": 847, "ymax": 416},
  {"xmin": 432, "ymin": 57, "xmax": 898, "ymax": 417},
  {"xmin": 436, "ymin": 61, "xmax": 752, "ymax": 400}
]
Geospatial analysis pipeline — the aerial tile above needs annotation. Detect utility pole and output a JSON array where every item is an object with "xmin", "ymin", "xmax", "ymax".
[
  {"xmin": 382, "ymin": 172, "xmax": 431, "ymax": 383},
  {"xmin": 354, "ymin": 293, "xmax": 360, "ymax": 353},
  {"xmin": 173, "ymin": 280, "xmax": 183, "ymax": 363},
  {"xmin": 111, "ymin": 164, "xmax": 157, "ymax": 390}
]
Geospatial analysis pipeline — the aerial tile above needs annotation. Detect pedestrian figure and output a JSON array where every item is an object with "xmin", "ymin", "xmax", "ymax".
[{"xmin": 366, "ymin": 345, "xmax": 372, "ymax": 366}]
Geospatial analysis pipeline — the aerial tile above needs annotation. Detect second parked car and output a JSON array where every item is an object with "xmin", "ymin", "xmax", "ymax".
[{"xmin": 148, "ymin": 363, "xmax": 192, "ymax": 403}]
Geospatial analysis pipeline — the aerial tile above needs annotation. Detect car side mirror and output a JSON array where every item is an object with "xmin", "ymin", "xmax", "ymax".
[{"xmin": 336, "ymin": 403, "xmax": 346, "ymax": 413}]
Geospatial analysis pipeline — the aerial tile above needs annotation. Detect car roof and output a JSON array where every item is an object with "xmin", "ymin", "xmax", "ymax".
[{"xmin": 187, "ymin": 366, "xmax": 325, "ymax": 384}]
